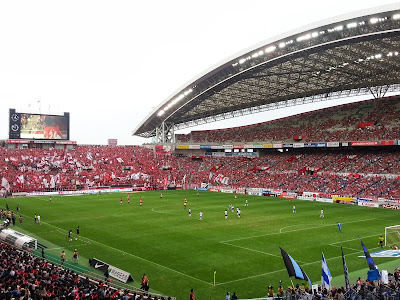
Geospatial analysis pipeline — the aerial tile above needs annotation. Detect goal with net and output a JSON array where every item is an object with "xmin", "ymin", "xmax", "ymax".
[{"xmin": 385, "ymin": 225, "xmax": 400, "ymax": 247}]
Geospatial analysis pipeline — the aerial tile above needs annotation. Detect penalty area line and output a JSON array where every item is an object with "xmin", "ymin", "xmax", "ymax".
[
  {"xmin": 221, "ymin": 218, "xmax": 376, "ymax": 243},
  {"xmin": 221, "ymin": 241, "xmax": 292, "ymax": 262},
  {"xmin": 217, "ymin": 245, "xmax": 382, "ymax": 286}
]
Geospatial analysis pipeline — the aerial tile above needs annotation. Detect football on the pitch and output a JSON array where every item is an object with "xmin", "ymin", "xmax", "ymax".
[{"xmin": 75, "ymin": 238, "xmax": 77, "ymax": 240}]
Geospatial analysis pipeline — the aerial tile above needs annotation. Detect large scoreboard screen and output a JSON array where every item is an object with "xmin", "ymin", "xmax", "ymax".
[{"xmin": 9, "ymin": 109, "xmax": 70, "ymax": 140}]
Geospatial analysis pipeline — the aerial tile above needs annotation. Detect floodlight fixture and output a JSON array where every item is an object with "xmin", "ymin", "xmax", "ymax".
[
  {"xmin": 393, "ymin": 14, "xmax": 400, "ymax": 20},
  {"xmin": 296, "ymin": 34, "xmax": 311, "ymax": 42},
  {"xmin": 265, "ymin": 46, "xmax": 276, "ymax": 53},
  {"xmin": 370, "ymin": 17, "xmax": 379, "ymax": 24},
  {"xmin": 347, "ymin": 22, "xmax": 357, "ymax": 28}
]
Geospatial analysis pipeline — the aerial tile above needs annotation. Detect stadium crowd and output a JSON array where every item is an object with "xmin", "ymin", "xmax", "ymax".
[
  {"xmin": 0, "ymin": 242, "xmax": 171, "ymax": 300},
  {"xmin": 1, "ymin": 239, "xmax": 400, "ymax": 300},
  {"xmin": 2, "ymin": 144, "xmax": 400, "ymax": 199},
  {"xmin": 176, "ymin": 96, "xmax": 400, "ymax": 144}
]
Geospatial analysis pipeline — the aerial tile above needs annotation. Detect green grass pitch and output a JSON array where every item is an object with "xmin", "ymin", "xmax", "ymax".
[{"xmin": 3, "ymin": 190, "xmax": 400, "ymax": 300}]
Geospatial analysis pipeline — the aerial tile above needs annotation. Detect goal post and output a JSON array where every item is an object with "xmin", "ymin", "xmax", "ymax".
[{"xmin": 385, "ymin": 225, "xmax": 400, "ymax": 247}]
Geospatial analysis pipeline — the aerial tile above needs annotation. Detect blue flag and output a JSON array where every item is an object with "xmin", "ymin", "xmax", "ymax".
[
  {"xmin": 359, "ymin": 236, "xmax": 378, "ymax": 271},
  {"xmin": 321, "ymin": 253, "xmax": 332, "ymax": 289},
  {"xmin": 341, "ymin": 247, "xmax": 350, "ymax": 290},
  {"xmin": 280, "ymin": 247, "xmax": 312, "ymax": 287}
]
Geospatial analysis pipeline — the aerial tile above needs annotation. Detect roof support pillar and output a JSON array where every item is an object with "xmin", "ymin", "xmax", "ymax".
[{"xmin": 155, "ymin": 121, "xmax": 175, "ymax": 144}]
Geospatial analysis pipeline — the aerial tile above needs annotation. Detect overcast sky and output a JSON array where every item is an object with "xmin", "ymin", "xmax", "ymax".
[{"xmin": 0, "ymin": 0, "xmax": 397, "ymax": 145}]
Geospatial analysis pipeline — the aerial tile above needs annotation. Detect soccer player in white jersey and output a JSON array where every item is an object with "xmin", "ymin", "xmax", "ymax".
[
  {"xmin": 225, "ymin": 210, "xmax": 228, "ymax": 219},
  {"xmin": 320, "ymin": 209, "xmax": 324, "ymax": 218},
  {"xmin": 293, "ymin": 205, "xmax": 296, "ymax": 213},
  {"xmin": 199, "ymin": 211, "xmax": 203, "ymax": 220}
]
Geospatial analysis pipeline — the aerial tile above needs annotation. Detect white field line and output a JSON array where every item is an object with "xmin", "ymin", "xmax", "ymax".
[
  {"xmin": 46, "ymin": 243, "xmax": 89, "ymax": 251},
  {"xmin": 329, "ymin": 233, "xmax": 381, "ymax": 245},
  {"xmin": 14, "ymin": 212, "xmax": 382, "ymax": 287},
  {"xmin": 29, "ymin": 219, "xmax": 214, "ymax": 286},
  {"xmin": 329, "ymin": 245, "xmax": 360, "ymax": 252},
  {"xmin": 221, "ymin": 218, "xmax": 376, "ymax": 243},
  {"xmin": 218, "ymin": 245, "xmax": 383, "ymax": 285},
  {"xmin": 221, "ymin": 241, "xmax": 293, "ymax": 261}
]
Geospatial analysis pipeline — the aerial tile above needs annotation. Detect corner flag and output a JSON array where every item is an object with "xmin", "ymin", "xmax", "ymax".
[
  {"xmin": 321, "ymin": 253, "xmax": 332, "ymax": 289},
  {"xmin": 280, "ymin": 247, "xmax": 312, "ymax": 287},
  {"xmin": 213, "ymin": 269, "xmax": 216, "ymax": 287}
]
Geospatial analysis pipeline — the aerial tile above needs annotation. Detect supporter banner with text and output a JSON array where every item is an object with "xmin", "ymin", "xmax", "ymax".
[
  {"xmin": 358, "ymin": 201, "xmax": 379, "ymax": 208},
  {"xmin": 188, "ymin": 145, "xmax": 200, "ymax": 149},
  {"xmin": 304, "ymin": 143, "xmax": 316, "ymax": 148},
  {"xmin": 155, "ymin": 145, "xmax": 172, "ymax": 155},
  {"xmin": 293, "ymin": 143, "xmax": 304, "ymax": 148},
  {"xmin": 351, "ymin": 141, "xmax": 379, "ymax": 146},
  {"xmin": 382, "ymin": 204, "xmax": 400, "ymax": 210},
  {"xmin": 315, "ymin": 143, "xmax": 327, "ymax": 147},
  {"xmin": 316, "ymin": 198, "xmax": 334, "ymax": 203},
  {"xmin": 273, "ymin": 144, "xmax": 283, "ymax": 148},
  {"xmin": 381, "ymin": 141, "xmax": 394, "ymax": 146},
  {"xmin": 327, "ymin": 142, "xmax": 339, "ymax": 147}
]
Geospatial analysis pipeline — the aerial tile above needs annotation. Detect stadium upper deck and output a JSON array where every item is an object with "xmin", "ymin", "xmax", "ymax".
[{"xmin": 133, "ymin": 4, "xmax": 400, "ymax": 141}]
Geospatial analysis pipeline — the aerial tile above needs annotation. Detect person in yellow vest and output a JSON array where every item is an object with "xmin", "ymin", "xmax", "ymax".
[
  {"xmin": 61, "ymin": 250, "xmax": 66, "ymax": 265},
  {"xmin": 379, "ymin": 236, "xmax": 384, "ymax": 248}
]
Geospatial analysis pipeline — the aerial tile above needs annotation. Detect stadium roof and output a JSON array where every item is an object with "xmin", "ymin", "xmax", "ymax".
[{"xmin": 133, "ymin": 3, "xmax": 400, "ymax": 138}]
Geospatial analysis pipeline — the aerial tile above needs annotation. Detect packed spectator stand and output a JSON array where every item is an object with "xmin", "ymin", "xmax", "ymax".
[
  {"xmin": 176, "ymin": 96, "xmax": 400, "ymax": 144},
  {"xmin": 1, "ymin": 238, "xmax": 400, "ymax": 300},
  {"xmin": 0, "ymin": 241, "xmax": 172, "ymax": 300},
  {"xmin": 2, "ymin": 96, "xmax": 400, "ymax": 199},
  {"xmin": 2, "ymin": 145, "xmax": 400, "ymax": 199}
]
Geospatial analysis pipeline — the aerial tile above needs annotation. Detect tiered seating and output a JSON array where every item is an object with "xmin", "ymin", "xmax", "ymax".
[
  {"xmin": 189, "ymin": 151, "xmax": 400, "ymax": 198},
  {"xmin": 0, "ymin": 146, "xmax": 202, "ymax": 193},
  {"xmin": 3, "ymin": 144, "xmax": 400, "ymax": 198},
  {"xmin": 176, "ymin": 96, "xmax": 400, "ymax": 144}
]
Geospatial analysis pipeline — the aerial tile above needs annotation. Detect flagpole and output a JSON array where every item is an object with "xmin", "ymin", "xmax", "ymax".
[{"xmin": 290, "ymin": 278, "xmax": 294, "ymax": 288}]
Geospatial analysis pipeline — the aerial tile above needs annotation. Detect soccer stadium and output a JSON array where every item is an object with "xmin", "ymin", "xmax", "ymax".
[{"xmin": 3, "ymin": 3, "xmax": 400, "ymax": 300}]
